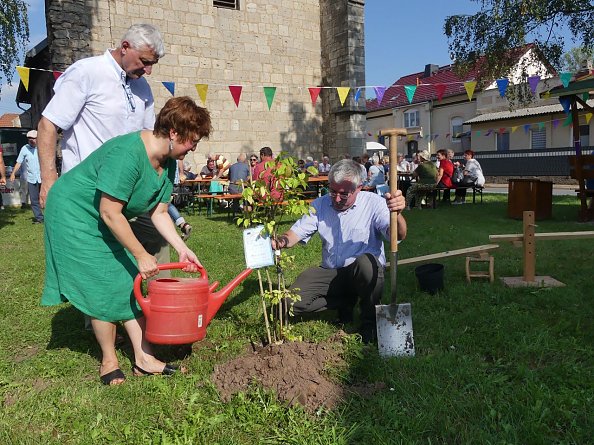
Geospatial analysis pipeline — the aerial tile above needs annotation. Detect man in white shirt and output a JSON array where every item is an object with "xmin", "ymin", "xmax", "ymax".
[{"xmin": 37, "ymin": 24, "xmax": 167, "ymax": 333}]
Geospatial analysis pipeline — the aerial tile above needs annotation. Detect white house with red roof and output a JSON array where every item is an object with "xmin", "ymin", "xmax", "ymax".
[{"xmin": 366, "ymin": 45, "xmax": 556, "ymax": 157}]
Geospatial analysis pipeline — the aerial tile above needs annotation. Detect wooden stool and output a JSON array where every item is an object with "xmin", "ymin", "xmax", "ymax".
[{"xmin": 465, "ymin": 253, "xmax": 494, "ymax": 282}]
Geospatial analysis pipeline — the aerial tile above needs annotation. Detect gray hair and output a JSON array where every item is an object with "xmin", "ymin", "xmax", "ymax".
[
  {"xmin": 122, "ymin": 24, "xmax": 165, "ymax": 58},
  {"xmin": 237, "ymin": 153, "xmax": 246, "ymax": 162},
  {"xmin": 329, "ymin": 159, "xmax": 363, "ymax": 187}
]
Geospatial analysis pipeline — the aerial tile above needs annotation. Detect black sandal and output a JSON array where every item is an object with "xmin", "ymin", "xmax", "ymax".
[
  {"xmin": 132, "ymin": 363, "xmax": 183, "ymax": 376},
  {"xmin": 100, "ymin": 368, "xmax": 126, "ymax": 385}
]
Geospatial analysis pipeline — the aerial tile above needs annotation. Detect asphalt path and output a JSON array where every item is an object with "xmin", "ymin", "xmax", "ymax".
[{"xmin": 483, "ymin": 184, "xmax": 576, "ymax": 196}]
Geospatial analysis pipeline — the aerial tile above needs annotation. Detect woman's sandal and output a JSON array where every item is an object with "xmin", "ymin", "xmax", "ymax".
[
  {"xmin": 132, "ymin": 363, "xmax": 185, "ymax": 376},
  {"xmin": 100, "ymin": 368, "xmax": 126, "ymax": 385}
]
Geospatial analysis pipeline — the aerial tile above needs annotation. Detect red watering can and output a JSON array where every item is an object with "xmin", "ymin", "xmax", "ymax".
[{"xmin": 134, "ymin": 262, "xmax": 252, "ymax": 345}]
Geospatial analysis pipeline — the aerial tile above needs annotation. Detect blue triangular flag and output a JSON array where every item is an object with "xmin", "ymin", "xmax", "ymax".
[
  {"xmin": 354, "ymin": 88, "xmax": 362, "ymax": 102},
  {"xmin": 559, "ymin": 97, "xmax": 571, "ymax": 114},
  {"xmin": 496, "ymin": 78, "xmax": 509, "ymax": 97},
  {"xmin": 162, "ymin": 81, "xmax": 175, "ymax": 96}
]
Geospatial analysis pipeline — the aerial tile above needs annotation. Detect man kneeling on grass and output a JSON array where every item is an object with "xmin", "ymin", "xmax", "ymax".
[{"xmin": 272, "ymin": 159, "xmax": 407, "ymax": 343}]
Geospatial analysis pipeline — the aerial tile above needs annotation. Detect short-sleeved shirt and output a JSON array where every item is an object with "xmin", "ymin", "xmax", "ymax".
[
  {"xmin": 290, "ymin": 191, "xmax": 390, "ymax": 269},
  {"xmin": 42, "ymin": 50, "xmax": 155, "ymax": 173},
  {"xmin": 415, "ymin": 161, "xmax": 438, "ymax": 184},
  {"xmin": 41, "ymin": 132, "xmax": 175, "ymax": 321},
  {"xmin": 16, "ymin": 144, "xmax": 41, "ymax": 183}
]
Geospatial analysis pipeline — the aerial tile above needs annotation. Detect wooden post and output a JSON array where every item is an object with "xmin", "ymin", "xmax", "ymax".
[{"xmin": 522, "ymin": 211, "xmax": 536, "ymax": 282}]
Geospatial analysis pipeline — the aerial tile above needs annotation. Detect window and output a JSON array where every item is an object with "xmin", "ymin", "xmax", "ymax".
[
  {"xmin": 404, "ymin": 110, "xmax": 419, "ymax": 128},
  {"xmin": 580, "ymin": 125, "xmax": 590, "ymax": 147},
  {"xmin": 451, "ymin": 116, "xmax": 464, "ymax": 142},
  {"xmin": 214, "ymin": 0, "xmax": 239, "ymax": 9},
  {"xmin": 406, "ymin": 140, "xmax": 418, "ymax": 157},
  {"xmin": 531, "ymin": 127, "xmax": 546, "ymax": 149},
  {"xmin": 496, "ymin": 132, "xmax": 509, "ymax": 151}
]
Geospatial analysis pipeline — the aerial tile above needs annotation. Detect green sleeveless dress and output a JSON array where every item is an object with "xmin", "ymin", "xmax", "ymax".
[{"xmin": 42, "ymin": 132, "xmax": 175, "ymax": 321}]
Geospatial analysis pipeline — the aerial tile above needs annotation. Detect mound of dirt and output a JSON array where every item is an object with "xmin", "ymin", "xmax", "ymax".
[{"xmin": 212, "ymin": 332, "xmax": 375, "ymax": 413}]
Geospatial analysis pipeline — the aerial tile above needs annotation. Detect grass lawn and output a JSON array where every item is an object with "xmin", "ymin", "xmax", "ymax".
[{"xmin": 0, "ymin": 194, "xmax": 593, "ymax": 444}]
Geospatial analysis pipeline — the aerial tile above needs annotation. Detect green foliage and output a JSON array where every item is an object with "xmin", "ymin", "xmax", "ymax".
[
  {"xmin": 0, "ymin": 0, "xmax": 29, "ymax": 92},
  {"xmin": 444, "ymin": 0, "xmax": 594, "ymax": 98},
  {"xmin": 561, "ymin": 46, "xmax": 594, "ymax": 71}
]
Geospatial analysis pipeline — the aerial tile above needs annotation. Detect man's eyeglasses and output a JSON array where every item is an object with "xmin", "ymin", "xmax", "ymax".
[{"xmin": 328, "ymin": 190, "xmax": 355, "ymax": 200}]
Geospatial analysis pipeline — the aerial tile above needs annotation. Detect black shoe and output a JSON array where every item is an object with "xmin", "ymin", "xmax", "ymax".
[
  {"xmin": 360, "ymin": 324, "xmax": 377, "ymax": 344},
  {"xmin": 32, "ymin": 219, "xmax": 44, "ymax": 224}
]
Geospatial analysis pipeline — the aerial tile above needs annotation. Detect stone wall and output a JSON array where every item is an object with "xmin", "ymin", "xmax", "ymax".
[{"xmin": 319, "ymin": 0, "xmax": 366, "ymax": 159}]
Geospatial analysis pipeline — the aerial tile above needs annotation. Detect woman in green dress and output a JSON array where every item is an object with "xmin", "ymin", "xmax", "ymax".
[{"xmin": 42, "ymin": 97, "xmax": 212, "ymax": 385}]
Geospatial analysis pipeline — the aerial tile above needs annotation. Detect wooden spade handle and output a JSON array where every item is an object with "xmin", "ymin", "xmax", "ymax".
[{"xmin": 389, "ymin": 139, "xmax": 399, "ymax": 254}]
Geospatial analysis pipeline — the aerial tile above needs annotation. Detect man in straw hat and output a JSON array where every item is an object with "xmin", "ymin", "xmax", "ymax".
[{"xmin": 405, "ymin": 150, "xmax": 438, "ymax": 210}]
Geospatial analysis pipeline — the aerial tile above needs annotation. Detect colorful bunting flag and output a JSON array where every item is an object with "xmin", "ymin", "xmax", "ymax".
[
  {"xmin": 404, "ymin": 85, "xmax": 417, "ymax": 104},
  {"xmin": 560, "ymin": 72, "xmax": 572, "ymax": 88},
  {"xmin": 587, "ymin": 113, "xmax": 593, "ymax": 124},
  {"xmin": 511, "ymin": 126, "xmax": 518, "ymax": 133},
  {"xmin": 528, "ymin": 75, "xmax": 540, "ymax": 94},
  {"xmin": 562, "ymin": 115, "xmax": 572, "ymax": 127},
  {"xmin": 464, "ymin": 81, "xmax": 477, "ymax": 101},
  {"xmin": 498, "ymin": 128, "xmax": 506, "ymax": 134},
  {"xmin": 559, "ymin": 97, "xmax": 571, "ymax": 114},
  {"xmin": 523, "ymin": 124, "xmax": 530, "ymax": 134},
  {"xmin": 484, "ymin": 129, "xmax": 492, "ymax": 136},
  {"xmin": 336, "ymin": 87, "xmax": 350, "ymax": 106},
  {"xmin": 195, "ymin": 84, "xmax": 208, "ymax": 105},
  {"xmin": 354, "ymin": 88, "xmax": 363, "ymax": 102},
  {"xmin": 496, "ymin": 78, "xmax": 509, "ymax": 98},
  {"xmin": 308, "ymin": 87, "xmax": 321, "ymax": 106},
  {"xmin": 583, "ymin": 92, "xmax": 589, "ymax": 102},
  {"xmin": 542, "ymin": 91, "xmax": 551, "ymax": 99},
  {"xmin": 373, "ymin": 86, "xmax": 385, "ymax": 104},
  {"xmin": 476, "ymin": 130, "xmax": 481, "ymax": 137},
  {"xmin": 552, "ymin": 119, "xmax": 560, "ymax": 129},
  {"xmin": 434, "ymin": 83, "xmax": 447, "ymax": 101},
  {"xmin": 538, "ymin": 122, "xmax": 545, "ymax": 130},
  {"xmin": 263, "ymin": 86, "xmax": 276, "ymax": 110},
  {"xmin": 16, "ymin": 66, "xmax": 30, "ymax": 91},
  {"xmin": 162, "ymin": 81, "xmax": 175, "ymax": 96},
  {"xmin": 53, "ymin": 71, "xmax": 62, "ymax": 81},
  {"xmin": 229, "ymin": 85, "xmax": 243, "ymax": 107}
]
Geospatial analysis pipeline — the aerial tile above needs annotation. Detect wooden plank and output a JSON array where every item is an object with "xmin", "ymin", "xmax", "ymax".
[
  {"xmin": 490, "ymin": 231, "xmax": 594, "ymax": 243},
  {"xmin": 523, "ymin": 211, "xmax": 536, "ymax": 282},
  {"xmin": 386, "ymin": 244, "xmax": 500, "ymax": 267}
]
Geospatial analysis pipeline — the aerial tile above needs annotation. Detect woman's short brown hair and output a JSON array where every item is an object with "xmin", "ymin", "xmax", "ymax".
[
  {"xmin": 153, "ymin": 96, "xmax": 211, "ymax": 143},
  {"xmin": 464, "ymin": 149, "xmax": 475, "ymax": 158}
]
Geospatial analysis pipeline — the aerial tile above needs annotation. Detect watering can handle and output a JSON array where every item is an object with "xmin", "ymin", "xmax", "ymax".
[{"xmin": 133, "ymin": 262, "xmax": 208, "ymax": 301}]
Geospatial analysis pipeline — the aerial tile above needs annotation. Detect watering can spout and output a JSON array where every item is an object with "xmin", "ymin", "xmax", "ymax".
[{"xmin": 207, "ymin": 268, "xmax": 253, "ymax": 325}]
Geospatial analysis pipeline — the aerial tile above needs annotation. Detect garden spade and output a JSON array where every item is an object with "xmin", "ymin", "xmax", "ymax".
[{"xmin": 375, "ymin": 128, "xmax": 415, "ymax": 357}]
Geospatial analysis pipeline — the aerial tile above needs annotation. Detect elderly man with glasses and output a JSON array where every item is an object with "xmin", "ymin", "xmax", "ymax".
[
  {"xmin": 10, "ymin": 130, "xmax": 43, "ymax": 223},
  {"xmin": 272, "ymin": 159, "xmax": 407, "ymax": 343}
]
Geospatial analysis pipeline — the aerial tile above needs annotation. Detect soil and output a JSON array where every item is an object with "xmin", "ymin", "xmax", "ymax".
[{"xmin": 211, "ymin": 331, "xmax": 383, "ymax": 413}]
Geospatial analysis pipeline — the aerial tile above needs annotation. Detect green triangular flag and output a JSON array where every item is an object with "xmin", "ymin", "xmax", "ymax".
[
  {"xmin": 263, "ymin": 86, "xmax": 276, "ymax": 110},
  {"xmin": 404, "ymin": 85, "xmax": 417, "ymax": 103}
]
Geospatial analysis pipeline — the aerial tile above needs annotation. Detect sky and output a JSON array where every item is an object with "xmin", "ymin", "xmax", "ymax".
[{"xmin": 0, "ymin": 0, "xmax": 578, "ymax": 116}]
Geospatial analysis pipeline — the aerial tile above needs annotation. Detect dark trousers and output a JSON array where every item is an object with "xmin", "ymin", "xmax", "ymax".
[
  {"xmin": 288, "ymin": 253, "xmax": 384, "ymax": 328},
  {"xmin": 28, "ymin": 182, "xmax": 43, "ymax": 222}
]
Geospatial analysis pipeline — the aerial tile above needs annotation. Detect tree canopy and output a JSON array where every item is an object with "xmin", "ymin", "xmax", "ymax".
[
  {"xmin": 444, "ymin": 0, "xmax": 594, "ymax": 84},
  {"xmin": 0, "ymin": 0, "xmax": 29, "ymax": 94}
]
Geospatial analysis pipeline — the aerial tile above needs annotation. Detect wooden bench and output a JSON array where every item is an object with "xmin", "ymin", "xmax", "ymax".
[
  {"xmin": 433, "ymin": 185, "xmax": 484, "ymax": 207},
  {"xmin": 568, "ymin": 154, "xmax": 594, "ymax": 221}
]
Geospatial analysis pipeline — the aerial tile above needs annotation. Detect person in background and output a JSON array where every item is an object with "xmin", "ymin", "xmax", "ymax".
[
  {"xmin": 252, "ymin": 146, "xmax": 282, "ymax": 201},
  {"xmin": 248, "ymin": 154, "xmax": 259, "ymax": 178},
  {"xmin": 10, "ymin": 130, "xmax": 43, "ymax": 223},
  {"xmin": 362, "ymin": 153, "xmax": 371, "ymax": 173},
  {"xmin": 365, "ymin": 154, "xmax": 385, "ymax": 189},
  {"xmin": 352, "ymin": 156, "xmax": 367, "ymax": 180},
  {"xmin": 0, "ymin": 144, "xmax": 6, "ymax": 210},
  {"xmin": 304, "ymin": 156, "xmax": 315, "ymax": 170},
  {"xmin": 272, "ymin": 159, "xmax": 407, "ymax": 344},
  {"xmin": 297, "ymin": 159, "xmax": 306, "ymax": 172},
  {"xmin": 382, "ymin": 155, "xmax": 390, "ymax": 182},
  {"xmin": 396, "ymin": 153, "xmax": 410, "ymax": 172},
  {"xmin": 318, "ymin": 155, "xmax": 332, "ymax": 175},
  {"xmin": 435, "ymin": 149, "xmax": 454, "ymax": 203},
  {"xmin": 210, "ymin": 153, "xmax": 230, "ymax": 178},
  {"xmin": 42, "ymin": 96, "xmax": 211, "ymax": 385},
  {"xmin": 168, "ymin": 159, "xmax": 192, "ymax": 240},
  {"xmin": 453, "ymin": 149, "xmax": 485, "ymax": 204},
  {"xmin": 405, "ymin": 150, "xmax": 437, "ymax": 210},
  {"xmin": 181, "ymin": 160, "xmax": 197, "ymax": 180},
  {"xmin": 228, "ymin": 153, "xmax": 250, "ymax": 194},
  {"xmin": 200, "ymin": 157, "xmax": 218, "ymax": 178}
]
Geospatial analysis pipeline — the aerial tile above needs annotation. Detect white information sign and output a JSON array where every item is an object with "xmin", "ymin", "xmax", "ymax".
[{"xmin": 243, "ymin": 225, "xmax": 275, "ymax": 269}]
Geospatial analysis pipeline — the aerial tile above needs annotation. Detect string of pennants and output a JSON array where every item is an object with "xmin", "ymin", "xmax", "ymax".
[{"xmin": 14, "ymin": 66, "xmax": 580, "ymax": 109}]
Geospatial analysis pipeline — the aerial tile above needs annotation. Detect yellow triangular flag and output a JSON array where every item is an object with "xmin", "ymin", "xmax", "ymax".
[
  {"xmin": 16, "ymin": 66, "xmax": 30, "ymax": 91},
  {"xmin": 464, "ymin": 81, "xmax": 477, "ymax": 101},
  {"xmin": 195, "ymin": 84, "xmax": 208, "ymax": 105},
  {"xmin": 511, "ymin": 126, "xmax": 518, "ymax": 133},
  {"xmin": 542, "ymin": 91, "xmax": 551, "ymax": 99},
  {"xmin": 586, "ymin": 113, "xmax": 593, "ymax": 124},
  {"xmin": 336, "ymin": 87, "xmax": 350, "ymax": 106}
]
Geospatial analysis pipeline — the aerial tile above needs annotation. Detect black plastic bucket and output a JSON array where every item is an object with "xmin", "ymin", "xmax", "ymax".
[{"xmin": 415, "ymin": 263, "xmax": 444, "ymax": 295}]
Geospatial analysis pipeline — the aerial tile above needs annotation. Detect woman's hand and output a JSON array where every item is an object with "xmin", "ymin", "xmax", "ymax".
[
  {"xmin": 178, "ymin": 248, "xmax": 203, "ymax": 272},
  {"xmin": 136, "ymin": 252, "xmax": 159, "ymax": 279}
]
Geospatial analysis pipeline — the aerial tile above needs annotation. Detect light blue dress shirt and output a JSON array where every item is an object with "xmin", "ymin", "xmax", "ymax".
[
  {"xmin": 290, "ymin": 191, "xmax": 390, "ymax": 269},
  {"xmin": 16, "ymin": 144, "xmax": 41, "ymax": 183}
]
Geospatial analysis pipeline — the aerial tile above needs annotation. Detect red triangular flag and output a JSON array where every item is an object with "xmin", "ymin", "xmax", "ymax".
[
  {"xmin": 308, "ymin": 87, "xmax": 322, "ymax": 106},
  {"xmin": 53, "ymin": 71, "xmax": 63, "ymax": 81},
  {"xmin": 229, "ymin": 85, "xmax": 243, "ymax": 107},
  {"xmin": 434, "ymin": 84, "xmax": 447, "ymax": 101}
]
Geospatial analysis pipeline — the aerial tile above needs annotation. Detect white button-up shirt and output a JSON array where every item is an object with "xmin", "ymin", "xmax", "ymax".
[
  {"xmin": 42, "ymin": 50, "xmax": 155, "ymax": 173},
  {"xmin": 290, "ymin": 191, "xmax": 390, "ymax": 269}
]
